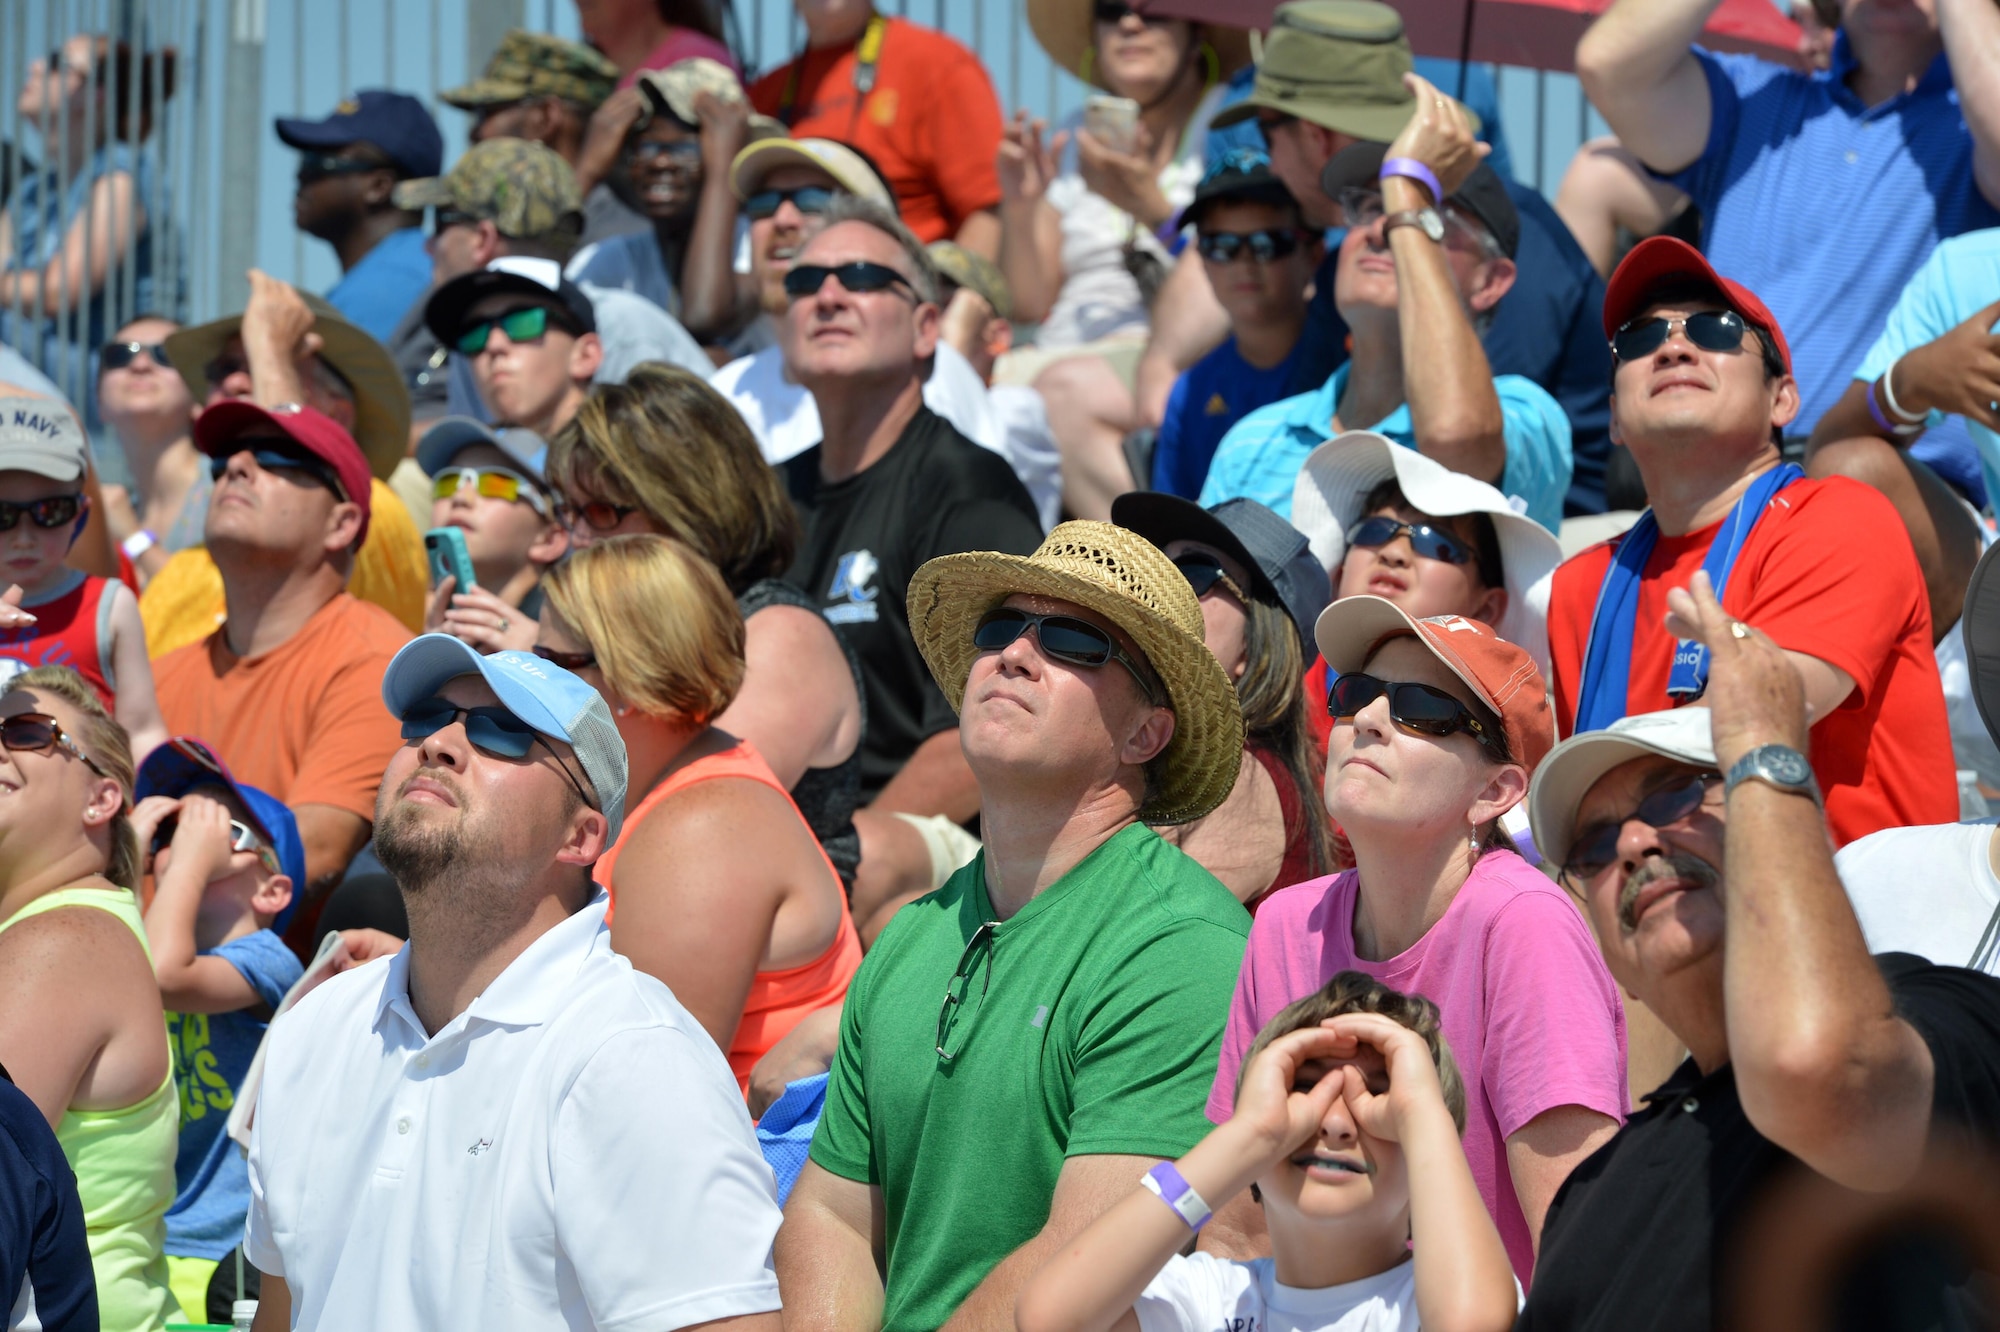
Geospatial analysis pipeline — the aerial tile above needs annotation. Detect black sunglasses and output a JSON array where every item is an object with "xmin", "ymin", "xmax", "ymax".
[
  {"xmin": 936, "ymin": 920, "xmax": 1000, "ymax": 1060},
  {"xmin": 100, "ymin": 341, "xmax": 169, "ymax": 372},
  {"xmin": 783, "ymin": 261, "xmax": 919, "ymax": 303},
  {"xmin": 296, "ymin": 151, "xmax": 391, "ymax": 185},
  {"xmin": 0, "ymin": 712, "xmax": 108, "ymax": 778},
  {"xmin": 1563, "ymin": 771, "xmax": 1724, "ymax": 885},
  {"xmin": 1196, "ymin": 229, "xmax": 1302, "ymax": 265},
  {"xmin": 209, "ymin": 445, "xmax": 347, "ymax": 501},
  {"xmin": 972, "ymin": 608, "xmax": 1162, "ymax": 705},
  {"xmin": 744, "ymin": 186, "xmax": 836, "ymax": 221},
  {"xmin": 1610, "ymin": 310, "xmax": 1749, "ymax": 363},
  {"xmin": 1092, "ymin": 0, "xmax": 1164, "ymax": 23},
  {"xmin": 431, "ymin": 206, "xmax": 480, "ymax": 238},
  {"xmin": 1173, "ymin": 552, "xmax": 1249, "ymax": 603},
  {"xmin": 1329, "ymin": 672, "xmax": 1507, "ymax": 760},
  {"xmin": 532, "ymin": 644, "xmax": 598, "ymax": 672},
  {"xmin": 1346, "ymin": 515, "xmax": 1473, "ymax": 566},
  {"xmin": 0, "ymin": 495, "xmax": 83, "ymax": 532},
  {"xmin": 398, "ymin": 698, "xmax": 594, "ymax": 811},
  {"xmin": 628, "ymin": 138, "xmax": 702, "ymax": 165}
]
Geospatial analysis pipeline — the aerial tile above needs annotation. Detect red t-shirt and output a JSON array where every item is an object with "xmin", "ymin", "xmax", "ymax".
[
  {"xmin": 749, "ymin": 17, "xmax": 1003, "ymax": 243},
  {"xmin": 1547, "ymin": 476, "xmax": 1955, "ymax": 846}
]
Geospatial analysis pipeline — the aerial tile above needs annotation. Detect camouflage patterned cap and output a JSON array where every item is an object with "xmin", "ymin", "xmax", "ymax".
[
  {"xmin": 393, "ymin": 139, "xmax": 583, "ymax": 242},
  {"xmin": 927, "ymin": 241, "xmax": 1011, "ymax": 321},
  {"xmin": 439, "ymin": 29, "xmax": 618, "ymax": 111}
]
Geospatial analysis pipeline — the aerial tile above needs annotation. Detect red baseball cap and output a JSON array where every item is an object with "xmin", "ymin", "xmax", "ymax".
[
  {"xmin": 194, "ymin": 401, "xmax": 373, "ymax": 545},
  {"xmin": 1602, "ymin": 236, "xmax": 1792, "ymax": 375},
  {"xmin": 1315, "ymin": 596, "xmax": 1554, "ymax": 775}
]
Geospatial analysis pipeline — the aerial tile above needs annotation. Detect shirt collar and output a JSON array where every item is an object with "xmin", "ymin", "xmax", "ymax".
[
  {"xmin": 369, "ymin": 892, "xmax": 612, "ymax": 1040},
  {"xmin": 1283, "ymin": 363, "xmax": 1349, "ymax": 434}
]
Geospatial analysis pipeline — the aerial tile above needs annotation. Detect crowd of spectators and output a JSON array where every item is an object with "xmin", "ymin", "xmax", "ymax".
[{"xmin": 6, "ymin": 0, "xmax": 2000, "ymax": 1329}]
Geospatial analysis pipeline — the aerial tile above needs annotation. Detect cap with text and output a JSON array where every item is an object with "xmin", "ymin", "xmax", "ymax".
[{"xmin": 0, "ymin": 396, "xmax": 88, "ymax": 483}]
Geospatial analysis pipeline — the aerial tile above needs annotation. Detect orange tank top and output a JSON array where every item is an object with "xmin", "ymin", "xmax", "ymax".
[{"xmin": 595, "ymin": 739, "xmax": 862, "ymax": 1095}]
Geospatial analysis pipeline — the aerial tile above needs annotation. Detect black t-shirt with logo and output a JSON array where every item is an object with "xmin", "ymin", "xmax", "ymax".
[
  {"xmin": 1519, "ymin": 953, "xmax": 2000, "ymax": 1331},
  {"xmin": 784, "ymin": 407, "xmax": 1042, "ymax": 801}
]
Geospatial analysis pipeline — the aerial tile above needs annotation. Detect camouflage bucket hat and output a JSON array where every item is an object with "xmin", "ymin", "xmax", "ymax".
[
  {"xmin": 440, "ymin": 29, "xmax": 619, "ymax": 110},
  {"xmin": 394, "ymin": 138, "xmax": 583, "ymax": 242}
]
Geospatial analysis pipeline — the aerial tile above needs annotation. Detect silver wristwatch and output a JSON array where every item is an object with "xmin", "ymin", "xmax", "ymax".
[
  {"xmin": 1383, "ymin": 207, "xmax": 1446, "ymax": 244},
  {"xmin": 1724, "ymin": 743, "xmax": 1821, "ymax": 806}
]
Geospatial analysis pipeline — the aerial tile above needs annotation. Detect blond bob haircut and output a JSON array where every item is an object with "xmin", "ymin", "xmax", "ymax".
[
  {"xmin": 1235, "ymin": 970, "xmax": 1467, "ymax": 1136},
  {"xmin": 540, "ymin": 535, "xmax": 746, "ymax": 727},
  {"xmin": 7, "ymin": 665, "xmax": 141, "ymax": 890},
  {"xmin": 544, "ymin": 363, "xmax": 800, "ymax": 595}
]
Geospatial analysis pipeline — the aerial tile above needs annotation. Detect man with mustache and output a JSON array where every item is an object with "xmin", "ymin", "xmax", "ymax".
[
  {"xmin": 1521, "ymin": 570, "xmax": 2000, "ymax": 1331},
  {"xmin": 241, "ymin": 635, "xmax": 783, "ymax": 1331}
]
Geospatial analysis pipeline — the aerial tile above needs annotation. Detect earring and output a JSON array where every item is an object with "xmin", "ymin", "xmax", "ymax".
[
  {"xmin": 1079, "ymin": 47, "xmax": 1096, "ymax": 84},
  {"xmin": 1199, "ymin": 40, "xmax": 1221, "ymax": 88}
]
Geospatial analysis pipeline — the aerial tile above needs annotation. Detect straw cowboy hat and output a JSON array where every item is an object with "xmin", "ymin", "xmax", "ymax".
[
  {"xmin": 908, "ymin": 520, "xmax": 1245, "ymax": 825},
  {"xmin": 1027, "ymin": 0, "xmax": 1255, "ymax": 93}
]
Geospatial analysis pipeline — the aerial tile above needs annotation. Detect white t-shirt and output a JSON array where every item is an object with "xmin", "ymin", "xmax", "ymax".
[
  {"xmin": 1135, "ymin": 1253, "xmax": 1420, "ymax": 1332},
  {"xmin": 1835, "ymin": 818, "xmax": 2000, "ymax": 975},
  {"xmin": 989, "ymin": 383, "xmax": 1060, "ymax": 532},
  {"xmin": 244, "ymin": 895, "xmax": 783, "ymax": 1331}
]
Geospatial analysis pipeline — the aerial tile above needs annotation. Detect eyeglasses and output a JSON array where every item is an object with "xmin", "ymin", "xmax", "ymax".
[
  {"xmin": 1610, "ymin": 310, "xmax": 1750, "ymax": 363},
  {"xmin": 432, "ymin": 466, "xmax": 548, "ymax": 514},
  {"xmin": 1346, "ymin": 515, "xmax": 1473, "ymax": 566},
  {"xmin": 397, "ymin": 697, "xmax": 594, "ymax": 811},
  {"xmin": 555, "ymin": 494, "xmax": 639, "ymax": 533},
  {"xmin": 208, "ymin": 445, "xmax": 347, "ymax": 501},
  {"xmin": 0, "ymin": 712, "xmax": 108, "ymax": 779},
  {"xmin": 1195, "ymin": 229, "xmax": 1303, "ymax": 265},
  {"xmin": 627, "ymin": 138, "xmax": 702, "ymax": 165},
  {"xmin": 972, "ymin": 607, "xmax": 1163, "ymax": 706},
  {"xmin": 783, "ymin": 261, "xmax": 919, "ymax": 303},
  {"xmin": 1328, "ymin": 672, "xmax": 1507, "ymax": 760},
  {"xmin": 532, "ymin": 644, "xmax": 598, "ymax": 672},
  {"xmin": 1562, "ymin": 772, "xmax": 1724, "ymax": 885},
  {"xmin": 455, "ymin": 305, "xmax": 569, "ymax": 355},
  {"xmin": 1173, "ymin": 552, "xmax": 1249, "ymax": 604},
  {"xmin": 744, "ymin": 186, "xmax": 836, "ymax": 221},
  {"xmin": 1091, "ymin": 0, "xmax": 1163, "ymax": 23},
  {"xmin": 431, "ymin": 207, "xmax": 480, "ymax": 239},
  {"xmin": 1337, "ymin": 187, "xmax": 1483, "ymax": 244},
  {"xmin": 0, "ymin": 495, "xmax": 83, "ymax": 532},
  {"xmin": 936, "ymin": 920, "xmax": 1000, "ymax": 1060},
  {"xmin": 149, "ymin": 814, "xmax": 281, "ymax": 874},
  {"xmin": 296, "ymin": 151, "xmax": 390, "ymax": 185},
  {"xmin": 100, "ymin": 341, "xmax": 168, "ymax": 372}
]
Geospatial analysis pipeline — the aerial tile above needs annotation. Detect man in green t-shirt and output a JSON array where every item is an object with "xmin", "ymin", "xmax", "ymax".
[{"xmin": 777, "ymin": 520, "xmax": 1254, "ymax": 1332}]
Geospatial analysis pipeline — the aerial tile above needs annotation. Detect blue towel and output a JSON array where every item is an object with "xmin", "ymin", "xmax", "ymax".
[{"xmin": 755, "ymin": 1074, "xmax": 828, "ymax": 1206}]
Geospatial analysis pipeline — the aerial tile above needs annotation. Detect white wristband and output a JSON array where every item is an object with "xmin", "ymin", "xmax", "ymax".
[
  {"xmin": 1878, "ymin": 355, "xmax": 1926, "ymax": 425},
  {"xmin": 120, "ymin": 528, "xmax": 158, "ymax": 560}
]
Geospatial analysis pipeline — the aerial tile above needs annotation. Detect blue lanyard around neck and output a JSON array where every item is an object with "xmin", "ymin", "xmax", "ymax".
[{"xmin": 1573, "ymin": 463, "xmax": 1802, "ymax": 733}]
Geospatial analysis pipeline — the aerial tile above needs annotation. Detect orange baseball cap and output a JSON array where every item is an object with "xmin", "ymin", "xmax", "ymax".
[{"xmin": 1315, "ymin": 595, "xmax": 1554, "ymax": 774}]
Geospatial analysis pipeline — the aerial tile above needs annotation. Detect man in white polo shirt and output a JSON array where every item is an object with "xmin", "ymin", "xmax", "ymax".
[{"xmin": 244, "ymin": 635, "xmax": 782, "ymax": 1332}]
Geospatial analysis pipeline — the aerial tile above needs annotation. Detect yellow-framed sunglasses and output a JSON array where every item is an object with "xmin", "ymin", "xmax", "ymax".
[{"xmin": 432, "ymin": 466, "xmax": 549, "ymax": 515}]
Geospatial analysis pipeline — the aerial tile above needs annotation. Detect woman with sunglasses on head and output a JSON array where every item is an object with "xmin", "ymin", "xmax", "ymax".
[
  {"xmin": 997, "ymin": 1, "xmax": 1252, "ymax": 518},
  {"xmin": 0, "ymin": 665, "xmax": 181, "ymax": 1330},
  {"xmin": 546, "ymin": 364, "xmax": 865, "ymax": 886},
  {"xmin": 95, "ymin": 315, "xmax": 200, "ymax": 590},
  {"xmin": 1205, "ymin": 600, "xmax": 1626, "ymax": 1284},
  {"xmin": 1111, "ymin": 493, "xmax": 1330, "ymax": 908},
  {"xmin": 537, "ymin": 535, "xmax": 860, "ymax": 1097}
]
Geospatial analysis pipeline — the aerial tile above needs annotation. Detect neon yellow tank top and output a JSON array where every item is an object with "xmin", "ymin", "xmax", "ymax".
[{"xmin": 0, "ymin": 884, "xmax": 180, "ymax": 1332}]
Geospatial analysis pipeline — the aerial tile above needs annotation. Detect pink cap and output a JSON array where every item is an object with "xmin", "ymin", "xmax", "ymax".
[{"xmin": 194, "ymin": 401, "xmax": 373, "ymax": 545}]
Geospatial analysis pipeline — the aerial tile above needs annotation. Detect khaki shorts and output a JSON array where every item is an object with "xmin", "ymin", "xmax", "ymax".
[{"xmin": 992, "ymin": 333, "xmax": 1147, "ymax": 391}]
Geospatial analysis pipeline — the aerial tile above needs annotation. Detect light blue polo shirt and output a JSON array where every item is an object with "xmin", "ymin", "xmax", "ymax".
[
  {"xmin": 326, "ymin": 227, "xmax": 432, "ymax": 345},
  {"xmin": 1197, "ymin": 361, "xmax": 1571, "ymax": 531},
  {"xmin": 1657, "ymin": 36, "xmax": 2000, "ymax": 498},
  {"xmin": 1854, "ymin": 228, "xmax": 2000, "ymax": 508}
]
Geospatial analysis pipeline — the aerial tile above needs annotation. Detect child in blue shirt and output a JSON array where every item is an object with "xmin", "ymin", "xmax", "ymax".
[{"xmin": 131, "ymin": 736, "xmax": 305, "ymax": 1323}]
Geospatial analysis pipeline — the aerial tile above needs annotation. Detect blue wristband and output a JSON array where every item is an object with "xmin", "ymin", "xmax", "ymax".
[
  {"xmin": 1140, "ymin": 1162, "xmax": 1212, "ymax": 1231},
  {"xmin": 1380, "ymin": 156, "xmax": 1443, "ymax": 205}
]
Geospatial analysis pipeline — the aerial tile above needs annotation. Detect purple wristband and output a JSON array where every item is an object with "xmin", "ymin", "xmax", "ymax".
[
  {"xmin": 1867, "ymin": 378, "xmax": 1922, "ymax": 437},
  {"xmin": 1140, "ymin": 1162, "xmax": 1213, "ymax": 1231},
  {"xmin": 1380, "ymin": 156, "xmax": 1443, "ymax": 204}
]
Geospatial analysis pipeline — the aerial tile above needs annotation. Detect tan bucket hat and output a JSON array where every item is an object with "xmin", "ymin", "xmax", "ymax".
[
  {"xmin": 908, "ymin": 520, "xmax": 1245, "ymax": 824},
  {"xmin": 1027, "ymin": 0, "xmax": 1253, "ymax": 93}
]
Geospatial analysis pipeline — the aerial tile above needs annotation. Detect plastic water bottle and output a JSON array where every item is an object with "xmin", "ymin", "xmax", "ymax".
[
  {"xmin": 232, "ymin": 1299, "xmax": 258, "ymax": 1331},
  {"xmin": 1959, "ymin": 770, "xmax": 1988, "ymax": 822}
]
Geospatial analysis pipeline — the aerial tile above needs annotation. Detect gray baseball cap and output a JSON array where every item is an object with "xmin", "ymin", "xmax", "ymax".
[
  {"xmin": 1111, "ymin": 492, "xmax": 1331, "ymax": 654},
  {"xmin": 381, "ymin": 634, "xmax": 629, "ymax": 845},
  {"xmin": 0, "ymin": 397, "xmax": 88, "ymax": 483},
  {"xmin": 415, "ymin": 417, "xmax": 548, "ymax": 484}
]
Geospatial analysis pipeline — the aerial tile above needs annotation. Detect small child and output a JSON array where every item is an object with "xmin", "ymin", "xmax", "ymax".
[
  {"xmin": 0, "ymin": 395, "xmax": 167, "ymax": 759},
  {"xmin": 1016, "ymin": 973, "xmax": 1517, "ymax": 1332},
  {"xmin": 132, "ymin": 736, "xmax": 305, "ymax": 1323}
]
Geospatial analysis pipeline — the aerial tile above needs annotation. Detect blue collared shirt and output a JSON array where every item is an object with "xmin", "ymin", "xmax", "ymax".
[
  {"xmin": 326, "ymin": 227, "xmax": 433, "ymax": 345},
  {"xmin": 1197, "ymin": 361, "xmax": 1572, "ymax": 531}
]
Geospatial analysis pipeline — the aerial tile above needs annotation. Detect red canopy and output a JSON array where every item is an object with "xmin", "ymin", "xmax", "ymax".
[{"xmin": 1145, "ymin": 0, "xmax": 1807, "ymax": 73}]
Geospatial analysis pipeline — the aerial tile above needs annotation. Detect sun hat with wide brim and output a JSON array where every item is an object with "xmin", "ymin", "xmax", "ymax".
[
  {"xmin": 164, "ymin": 291, "xmax": 412, "ymax": 483},
  {"xmin": 1291, "ymin": 431, "xmax": 1560, "ymax": 676},
  {"xmin": 908, "ymin": 520, "xmax": 1244, "ymax": 825},
  {"xmin": 1028, "ymin": 0, "xmax": 1254, "ymax": 93},
  {"xmin": 1527, "ymin": 709, "xmax": 1717, "ymax": 872}
]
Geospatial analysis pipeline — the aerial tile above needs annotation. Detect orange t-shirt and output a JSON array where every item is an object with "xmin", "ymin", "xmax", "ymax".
[
  {"xmin": 595, "ymin": 739, "xmax": 861, "ymax": 1096},
  {"xmin": 151, "ymin": 592, "xmax": 412, "ymax": 822},
  {"xmin": 1547, "ymin": 475, "xmax": 1956, "ymax": 846},
  {"xmin": 749, "ymin": 16, "xmax": 1003, "ymax": 243}
]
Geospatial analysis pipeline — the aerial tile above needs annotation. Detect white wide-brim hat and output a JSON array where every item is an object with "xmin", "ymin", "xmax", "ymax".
[{"xmin": 1291, "ymin": 431, "xmax": 1561, "ymax": 675}]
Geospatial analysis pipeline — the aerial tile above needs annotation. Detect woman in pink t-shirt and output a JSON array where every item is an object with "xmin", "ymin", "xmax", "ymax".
[{"xmin": 1207, "ymin": 597, "xmax": 1627, "ymax": 1284}]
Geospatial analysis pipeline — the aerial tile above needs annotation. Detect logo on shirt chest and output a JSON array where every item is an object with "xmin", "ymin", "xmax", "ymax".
[{"xmin": 825, "ymin": 549, "xmax": 881, "ymax": 625}]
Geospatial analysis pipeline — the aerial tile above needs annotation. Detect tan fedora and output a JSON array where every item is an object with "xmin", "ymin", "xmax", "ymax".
[
  {"xmin": 908, "ymin": 520, "xmax": 1244, "ymax": 825},
  {"xmin": 1027, "ymin": 0, "xmax": 1254, "ymax": 93}
]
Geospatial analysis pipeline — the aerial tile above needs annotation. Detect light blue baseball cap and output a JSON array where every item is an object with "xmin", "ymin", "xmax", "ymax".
[{"xmin": 380, "ymin": 633, "xmax": 629, "ymax": 842}]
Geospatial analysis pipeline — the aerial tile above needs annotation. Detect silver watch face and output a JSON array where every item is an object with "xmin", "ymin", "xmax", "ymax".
[
  {"xmin": 1755, "ymin": 745, "xmax": 1813, "ymax": 787},
  {"xmin": 1417, "ymin": 208, "xmax": 1445, "ymax": 242}
]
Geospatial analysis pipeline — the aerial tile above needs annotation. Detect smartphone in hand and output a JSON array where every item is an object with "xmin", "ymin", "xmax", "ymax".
[
  {"xmin": 1083, "ymin": 94, "xmax": 1140, "ymax": 154},
  {"xmin": 425, "ymin": 526, "xmax": 478, "ymax": 594}
]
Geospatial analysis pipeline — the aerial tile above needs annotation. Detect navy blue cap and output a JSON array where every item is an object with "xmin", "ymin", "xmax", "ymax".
[
  {"xmin": 276, "ymin": 90, "xmax": 444, "ymax": 179},
  {"xmin": 135, "ymin": 736, "xmax": 309, "ymax": 929},
  {"xmin": 1111, "ymin": 493, "xmax": 1331, "ymax": 655}
]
